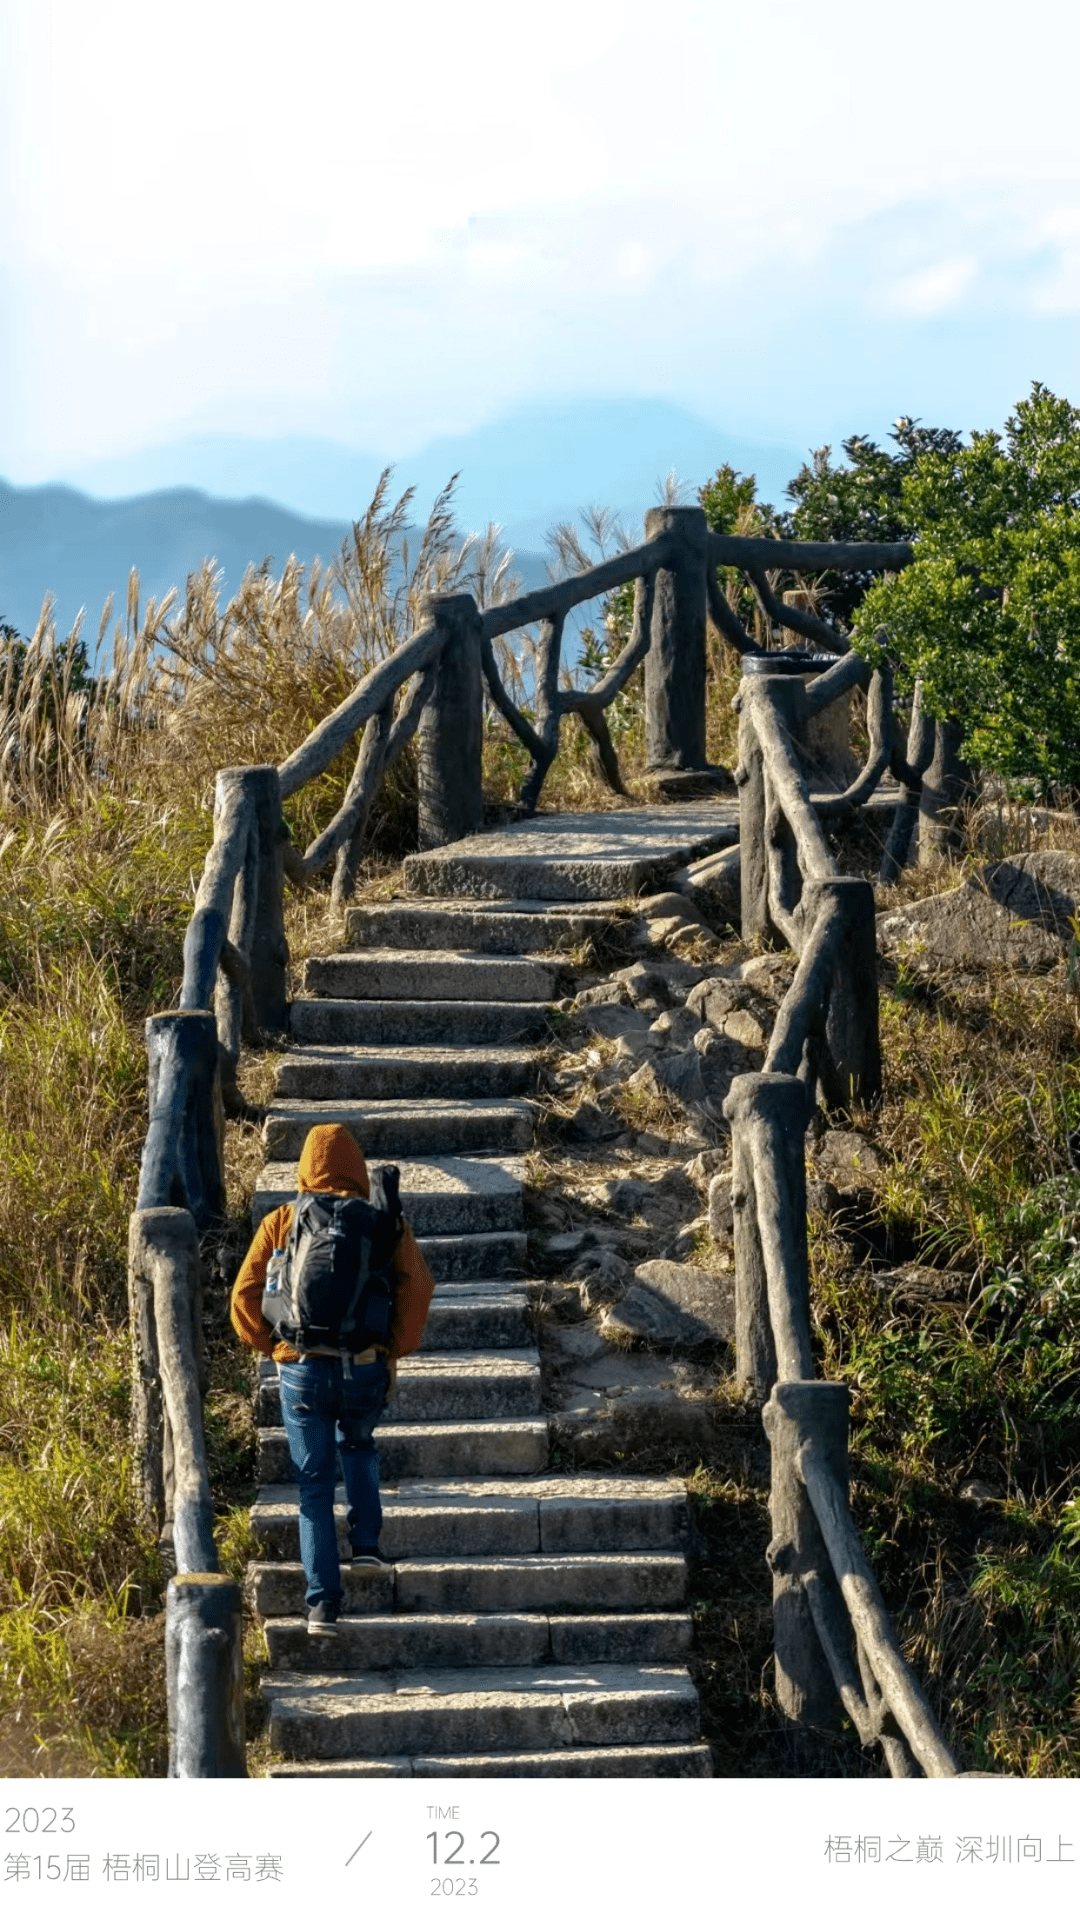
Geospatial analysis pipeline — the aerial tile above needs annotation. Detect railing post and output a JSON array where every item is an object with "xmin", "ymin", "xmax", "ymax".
[
  {"xmin": 723, "ymin": 1071, "xmax": 814, "ymax": 1399},
  {"xmin": 166, "ymin": 1574, "xmax": 247, "ymax": 1777},
  {"xmin": 918, "ymin": 716, "xmax": 974, "ymax": 864},
  {"xmin": 417, "ymin": 593, "xmax": 484, "ymax": 850},
  {"xmin": 800, "ymin": 877, "xmax": 881, "ymax": 1110},
  {"xmin": 131, "ymin": 1206, "xmax": 247, "ymax": 1777},
  {"xmin": 212, "ymin": 768, "xmax": 288, "ymax": 1101},
  {"xmin": 643, "ymin": 505, "xmax": 709, "ymax": 771},
  {"xmin": 245, "ymin": 765, "xmax": 289, "ymax": 1037},
  {"xmin": 128, "ymin": 1220, "xmax": 166, "ymax": 1534},
  {"xmin": 138, "ymin": 1011, "xmax": 225, "ymax": 1227},
  {"xmin": 763, "ymin": 1380, "xmax": 851, "ymax": 1733},
  {"xmin": 736, "ymin": 673, "xmax": 808, "ymax": 948}
]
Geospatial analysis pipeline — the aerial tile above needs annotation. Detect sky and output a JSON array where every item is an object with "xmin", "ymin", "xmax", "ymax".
[{"xmin": 2, "ymin": 0, "xmax": 1080, "ymax": 511}]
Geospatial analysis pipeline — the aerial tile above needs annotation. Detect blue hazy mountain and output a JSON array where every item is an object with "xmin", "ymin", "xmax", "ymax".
[
  {"xmin": 0, "ymin": 480, "xmax": 551, "ymax": 645},
  {"xmin": 65, "ymin": 398, "xmax": 804, "ymax": 544},
  {"xmin": 6, "ymin": 397, "xmax": 804, "ymax": 643}
]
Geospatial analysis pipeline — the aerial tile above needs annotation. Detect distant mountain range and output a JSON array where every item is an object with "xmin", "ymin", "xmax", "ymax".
[
  {"xmin": 0, "ymin": 482, "xmax": 377, "ymax": 642},
  {"xmin": 2, "ymin": 398, "xmax": 805, "ymax": 641}
]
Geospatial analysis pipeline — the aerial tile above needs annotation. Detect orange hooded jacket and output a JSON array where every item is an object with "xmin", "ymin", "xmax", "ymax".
[{"xmin": 230, "ymin": 1123, "xmax": 434, "ymax": 1364}]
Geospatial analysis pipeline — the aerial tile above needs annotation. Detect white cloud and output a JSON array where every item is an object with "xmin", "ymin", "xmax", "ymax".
[
  {"xmin": 876, "ymin": 256, "xmax": 979, "ymax": 318},
  {"xmin": 5, "ymin": 0, "xmax": 1080, "ymax": 475}
]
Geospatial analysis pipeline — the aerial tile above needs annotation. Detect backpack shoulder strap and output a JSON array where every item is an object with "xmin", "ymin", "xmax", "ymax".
[{"xmin": 368, "ymin": 1165, "xmax": 403, "ymax": 1232}]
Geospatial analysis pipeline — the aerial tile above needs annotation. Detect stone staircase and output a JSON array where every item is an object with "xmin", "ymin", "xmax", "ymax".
[{"xmin": 246, "ymin": 813, "xmax": 733, "ymax": 1777}]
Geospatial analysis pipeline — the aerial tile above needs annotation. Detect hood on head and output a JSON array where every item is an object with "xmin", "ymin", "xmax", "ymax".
[{"xmin": 297, "ymin": 1124, "xmax": 370, "ymax": 1197}]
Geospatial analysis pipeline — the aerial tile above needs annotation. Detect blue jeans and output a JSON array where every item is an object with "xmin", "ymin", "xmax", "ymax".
[{"xmin": 277, "ymin": 1355, "xmax": 389, "ymax": 1610}]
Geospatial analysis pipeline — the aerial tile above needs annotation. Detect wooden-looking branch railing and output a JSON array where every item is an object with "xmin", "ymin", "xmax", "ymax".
[
  {"xmin": 721, "ymin": 646, "xmax": 963, "ymax": 1777},
  {"xmin": 478, "ymin": 518, "xmax": 679, "ymax": 806}
]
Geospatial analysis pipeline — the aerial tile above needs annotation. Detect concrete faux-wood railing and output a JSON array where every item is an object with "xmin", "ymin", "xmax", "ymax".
[
  {"xmin": 723, "ymin": 651, "xmax": 959, "ymax": 1777},
  {"xmin": 125, "ymin": 508, "xmax": 934, "ymax": 1777}
]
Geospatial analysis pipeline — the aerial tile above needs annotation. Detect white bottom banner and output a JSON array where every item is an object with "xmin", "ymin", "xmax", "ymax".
[{"xmin": 0, "ymin": 1777, "xmax": 1076, "ymax": 1919}]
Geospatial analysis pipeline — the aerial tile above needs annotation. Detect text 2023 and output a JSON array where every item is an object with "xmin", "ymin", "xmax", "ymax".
[{"xmin": 5, "ymin": 1810, "xmax": 75, "ymax": 1834}]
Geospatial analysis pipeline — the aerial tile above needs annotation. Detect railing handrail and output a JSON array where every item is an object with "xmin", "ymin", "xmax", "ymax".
[
  {"xmin": 709, "ymin": 533, "xmax": 914, "ymax": 571},
  {"xmin": 276, "ymin": 615, "xmax": 443, "ymax": 798},
  {"xmin": 480, "ymin": 532, "xmax": 672, "ymax": 636}
]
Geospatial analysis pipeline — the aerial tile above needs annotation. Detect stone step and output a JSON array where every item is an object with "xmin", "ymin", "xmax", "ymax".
[
  {"xmin": 250, "ymin": 1552, "xmax": 688, "ymax": 1618},
  {"xmin": 254, "ymin": 1157, "xmax": 525, "ymax": 1233},
  {"xmin": 251, "ymin": 1476, "xmax": 688, "ymax": 1560},
  {"xmin": 262, "ymin": 1611, "xmax": 693, "ymax": 1671},
  {"xmin": 274, "ymin": 1046, "xmax": 538, "ymax": 1102},
  {"xmin": 290, "ymin": 1000, "xmax": 550, "ymax": 1048},
  {"xmin": 254, "ymin": 1284, "xmax": 532, "ymax": 1354},
  {"xmin": 402, "ymin": 803, "xmax": 739, "ymax": 902},
  {"xmin": 344, "ymin": 903, "xmax": 616, "ymax": 955},
  {"xmin": 258, "ymin": 1418, "xmax": 549, "ymax": 1484},
  {"xmin": 415, "ymin": 1233, "xmax": 528, "ymax": 1285},
  {"xmin": 267, "ymin": 1741, "xmax": 712, "ymax": 1777},
  {"xmin": 258, "ymin": 1350, "xmax": 543, "ymax": 1427},
  {"xmin": 263, "ymin": 1662, "xmax": 701, "ymax": 1759},
  {"xmin": 305, "ymin": 952, "xmax": 560, "ymax": 1003},
  {"xmin": 263, "ymin": 1097, "xmax": 534, "ymax": 1162},
  {"xmin": 411, "ymin": 1285, "xmax": 533, "ymax": 1349}
]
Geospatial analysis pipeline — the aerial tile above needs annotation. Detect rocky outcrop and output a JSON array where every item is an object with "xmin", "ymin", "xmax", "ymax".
[
  {"xmin": 601, "ymin": 1259, "xmax": 735, "ymax": 1351},
  {"xmin": 878, "ymin": 850, "xmax": 1080, "ymax": 972}
]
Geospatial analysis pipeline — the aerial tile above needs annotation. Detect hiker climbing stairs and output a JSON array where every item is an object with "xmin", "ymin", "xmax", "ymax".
[{"xmin": 245, "ymin": 814, "xmax": 732, "ymax": 1776}]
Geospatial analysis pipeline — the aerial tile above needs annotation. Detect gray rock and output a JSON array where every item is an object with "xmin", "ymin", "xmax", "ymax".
[
  {"xmin": 638, "ymin": 889, "xmax": 710, "ymax": 927},
  {"xmin": 601, "ymin": 1259, "xmax": 735, "ymax": 1350},
  {"xmin": 546, "ymin": 1231, "xmax": 589, "ymax": 1258},
  {"xmin": 805, "ymin": 1178, "xmax": 840, "ymax": 1217},
  {"xmin": 613, "ymin": 959, "xmax": 706, "ymax": 1009},
  {"xmin": 631, "ymin": 1047, "xmax": 705, "ymax": 1107},
  {"xmin": 595, "ymin": 1168, "xmax": 697, "ymax": 1225},
  {"xmin": 551, "ymin": 1391, "xmax": 716, "ymax": 1460},
  {"xmin": 545, "ymin": 1323, "xmax": 612, "ymax": 1368},
  {"xmin": 568, "ymin": 1099, "xmax": 625, "ymax": 1143},
  {"xmin": 613, "ymin": 962, "xmax": 676, "ymax": 1012},
  {"xmin": 632, "ymin": 1130, "xmax": 691, "ymax": 1159},
  {"xmin": 667, "ymin": 1215, "xmax": 709, "ymax": 1262},
  {"xmin": 722, "ymin": 1007, "xmax": 769, "ymax": 1051},
  {"xmin": 878, "ymin": 881, "xmax": 1062, "ymax": 972},
  {"xmin": 811, "ymin": 1129, "xmax": 886, "ymax": 1188},
  {"xmin": 648, "ymin": 1007, "xmax": 704, "ymax": 1049},
  {"xmin": 707, "ymin": 1172, "xmax": 734, "ymax": 1246},
  {"xmin": 575, "ymin": 981, "xmax": 629, "ymax": 1010},
  {"xmin": 577, "ymin": 1004, "xmax": 656, "ymax": 1045},
  {"xmin": 695, "ymin": 1029, "xmax": 756, "ymax": 1107},
  {"xmin": 686, "ymin": 975, "xmax": 752, "ymax": 1028},
  {"xmin": 647, "ymin": 915, "xmax": 716, "ymax": 951},
  {"xmin": 570, "ymin": 1248, "xmax": 634, "ymax": 1307},
  {"xmin": 871, "ymin": 1265, "xmax": 971, "ymax": 1304},
  {"xmin": 739, "ymin": 953, "xmax": 798, "ymax": 998},
  {"xmin": 671, "ymin": 845, "xmax": 742, "ymax": 929},
  {"xmin": 612, "ymin": 1028, "xmax": 663, "ymax": 1065},
  {"xmin": 561, "ymin": 1349, "xmax": 685, "ymax": 1394},
  {"xmin": 683, "ymin": 1148, "xmax": 729, "ymax": 1192},
  {"xmin": 959, "ymin": 1478, "xmax": 1001, "ymax": 1505},
  {"xmin": 982, "ymin": 850, "xmax": 1080, "ymax": 940},
  {"xmin": 596, "ymin": 1176, "xmax": 672, "ymax": 1223},
  {"xmin": 627, "ymin": 1025, "xmax": 752, "ymax": 1118}
]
